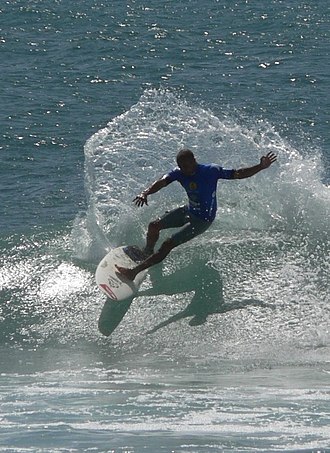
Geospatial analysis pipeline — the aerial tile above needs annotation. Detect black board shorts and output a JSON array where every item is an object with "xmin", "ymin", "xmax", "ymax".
[{"xmin": 158, "ymin": 205, "xmax": 212, "ymax": 247}]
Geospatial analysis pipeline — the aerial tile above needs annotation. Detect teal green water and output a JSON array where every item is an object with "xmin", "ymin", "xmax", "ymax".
[{"xmin": 1, "ymin": 1, "xmax": 329, "ymax": 451}]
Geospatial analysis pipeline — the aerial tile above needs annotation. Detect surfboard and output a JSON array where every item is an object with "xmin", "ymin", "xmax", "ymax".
[{"xmin": 95, "ymin": 246, "xmax": 148, "ymax": 301}]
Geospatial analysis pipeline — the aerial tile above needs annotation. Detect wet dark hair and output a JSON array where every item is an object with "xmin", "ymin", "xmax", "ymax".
[{"xmin": 176, "ymin": 148, "xmax": 195, "ymax": 165}]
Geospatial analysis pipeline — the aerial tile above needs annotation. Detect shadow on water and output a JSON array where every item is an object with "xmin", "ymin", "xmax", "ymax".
[{"xmin": 98, "ymin": 258, "xmax": 270, "ymax": 337}]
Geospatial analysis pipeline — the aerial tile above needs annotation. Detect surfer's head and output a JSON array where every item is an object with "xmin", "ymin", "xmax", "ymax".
[{"xmin": 176, "ymin": 149, "xmax": 197, "ymax": 176}]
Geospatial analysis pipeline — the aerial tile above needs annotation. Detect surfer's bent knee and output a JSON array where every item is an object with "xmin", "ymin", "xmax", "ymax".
[{"xmin": 148, "ymin": 219, "xmax": 162, "ymax": 233}]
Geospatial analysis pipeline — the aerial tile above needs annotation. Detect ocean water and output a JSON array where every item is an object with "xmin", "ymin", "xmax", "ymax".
[{"xmin": 1, "ymin": 1, "xmax": 329, "ymax": 452}]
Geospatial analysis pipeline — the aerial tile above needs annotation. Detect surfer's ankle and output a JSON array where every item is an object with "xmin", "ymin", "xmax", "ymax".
[{"xmin": 143, "ymin": 246, "xmax": 154, "ymax": 257}]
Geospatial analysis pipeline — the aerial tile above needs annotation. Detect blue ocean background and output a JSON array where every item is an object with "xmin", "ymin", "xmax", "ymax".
[{"xmin": 1, "ymin": 1, "xmax": 329, "ymax": 452}]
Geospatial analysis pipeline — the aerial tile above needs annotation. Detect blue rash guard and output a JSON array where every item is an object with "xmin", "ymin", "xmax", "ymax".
[{"xmin": 165, "ymin": 163, "xmax": 235, "ymax": 222}]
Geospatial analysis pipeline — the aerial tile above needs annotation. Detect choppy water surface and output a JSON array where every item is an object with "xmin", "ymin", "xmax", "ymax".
[{"xmin": 1, "ymin": 0, "xmax": 329, "ymax": 451}]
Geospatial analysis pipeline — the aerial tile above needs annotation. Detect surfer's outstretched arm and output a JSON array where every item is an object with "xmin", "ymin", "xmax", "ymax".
[
  {"xmin": 233, "ymin": 152, "xmax": 277, "ymax": 179},
  {"xmin": 134, "ymin": 176, "xmax": 171, "ymax": 207}
]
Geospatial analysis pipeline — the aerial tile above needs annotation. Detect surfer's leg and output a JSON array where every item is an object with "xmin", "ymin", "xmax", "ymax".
[
  {"xmin": 120, "ymin": 215, "xmax": 210, "ymax": 280},
  {"xmin": 145, "ymin": 206, "xmax": 189, "ymax": 255},
  {"xmin": 116, "ymin": 209, "xmax": 205, "ymax": 281},
  {"xmin": 145, "ymin": 220, "xmax": 161, "ymax": 255},
  {"xmin": 143, "ymin": 238, "xmax": 176, "ymax": 269},
  {"xmin": 116, "ymin": 238, "xmax": 176, "ymax": 281}
]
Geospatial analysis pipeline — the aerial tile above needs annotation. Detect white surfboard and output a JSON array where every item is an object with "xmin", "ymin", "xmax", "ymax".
[{"xmin": 95, "ymin": 246, "xmax": 148, "ymax": 301}]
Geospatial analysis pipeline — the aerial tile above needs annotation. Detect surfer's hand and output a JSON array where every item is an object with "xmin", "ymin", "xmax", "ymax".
[
  {"xmin": 133, "ymin": 192, "xmax": 148, "ymax": 207},
  {"xmin": 260, "ymin": 152, "xmax": 277, "ymax": 169}
]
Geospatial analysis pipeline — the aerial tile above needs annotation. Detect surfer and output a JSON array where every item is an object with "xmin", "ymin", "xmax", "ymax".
[{"xmin": 116, "ymin": 149, "xmax": 277, "ymax": 281}]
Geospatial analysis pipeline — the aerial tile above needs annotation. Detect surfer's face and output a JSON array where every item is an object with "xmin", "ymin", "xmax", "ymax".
[{"xmin": 178, "ymin": 158, "xmax": 197, "ymax": 176}]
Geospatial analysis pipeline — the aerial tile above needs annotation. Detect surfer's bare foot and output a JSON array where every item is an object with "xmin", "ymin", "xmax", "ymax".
[{"xmin": 115, "ymin": 265, "xmax": 136, "ymax": 281}]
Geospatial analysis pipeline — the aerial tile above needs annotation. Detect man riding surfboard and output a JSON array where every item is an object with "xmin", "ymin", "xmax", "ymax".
[{"xmin": 116, "ymin": 149, "xmax": 277, "ymax": 281}]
